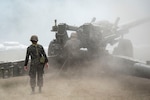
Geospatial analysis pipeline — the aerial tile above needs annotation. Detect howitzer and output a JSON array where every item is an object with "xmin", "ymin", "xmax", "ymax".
[
  {"xmin": 49, "ymin": 17, "xmax": 150, "ymax": 60},
  {"xmin": 48, "ymin": 17, "xmax": 150, "ymax": 79}
]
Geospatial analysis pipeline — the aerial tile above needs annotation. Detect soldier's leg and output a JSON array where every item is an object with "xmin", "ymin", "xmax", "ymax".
[
  {"xmin": 37, "ymin": 65, "xmax": 44, "ymax": 92},
  {"xmin": 29, "ymin": 66, "xmax": 36, "ymax": 93}
]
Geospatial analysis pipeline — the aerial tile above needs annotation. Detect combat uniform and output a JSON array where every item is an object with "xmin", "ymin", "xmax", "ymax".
[
  {"xmin": 24, "ymin": 44, "xmax": 48, "ymax": 91},
  {"xmin": 64, "ymin": 38, "xmax": 81, "ymax": 58},
  {"xmin": 64, "ymin": 33, "xmax": 81, "ymax": 66}
]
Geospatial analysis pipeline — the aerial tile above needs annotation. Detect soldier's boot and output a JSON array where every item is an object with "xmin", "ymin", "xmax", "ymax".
[
  {"xmin": 31, "ymin": 87, "xmax": 35, "ymax": 94},
  {"xmin": 39, "ymin": 86, "xmax": 42, "ymax": 93}
]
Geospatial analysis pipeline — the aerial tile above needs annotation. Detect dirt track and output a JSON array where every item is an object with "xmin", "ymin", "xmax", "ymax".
[{"xmin": 1, "ymin": 64, "xmax": 150, "ymax": 100}]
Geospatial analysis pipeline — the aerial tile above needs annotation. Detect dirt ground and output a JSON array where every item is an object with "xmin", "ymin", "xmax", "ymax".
[{"xmin": 1, "ymin": 63, "xmax": 150, "ymax": 100}]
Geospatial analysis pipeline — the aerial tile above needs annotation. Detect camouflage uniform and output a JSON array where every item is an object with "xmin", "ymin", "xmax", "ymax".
[
  {"xmin": 24, "ymin": 44, "xmax": 48, "ymax": 89},
  {"xmin": 65, "ymin": 38, "xmax": 81, "ymax": 57},
  {"xmin": 64, "ymin": 33, "xmax": 81, "ymax": 66}
]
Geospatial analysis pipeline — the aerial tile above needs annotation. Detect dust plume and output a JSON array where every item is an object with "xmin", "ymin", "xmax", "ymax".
[
  {"xmin": 0, "ymin": 0, "xmax": 150, "ymax": 100},
  {"xmin": 1, "ymin": 58, "xmax": 150, "ymax": 100}
]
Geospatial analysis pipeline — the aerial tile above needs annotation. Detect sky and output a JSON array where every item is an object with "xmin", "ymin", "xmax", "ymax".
[{"xmin": 0, "ymin": 0, "xmax": 150, "ymax": 47}]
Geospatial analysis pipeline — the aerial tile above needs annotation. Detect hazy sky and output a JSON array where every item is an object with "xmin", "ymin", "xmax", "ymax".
[{"xmin": 0, "ymin": 0, "xmax": 150, "ymax": 46}]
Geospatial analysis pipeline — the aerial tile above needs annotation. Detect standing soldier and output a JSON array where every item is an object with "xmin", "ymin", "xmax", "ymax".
[
  {"xmin": 24, "ymin": 35, "xmax": 48, "ymax": 93},
  {"xmin": 64, "ymin": 32, "xmax": 81, "ymax": 66}
]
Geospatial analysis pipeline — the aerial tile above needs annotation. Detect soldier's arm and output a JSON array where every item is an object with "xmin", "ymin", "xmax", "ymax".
[
  {"xmin": 24, "ymin": 47, "xmax": 30, "ymax": 66},
  {"xmin": 41, "ymin": 46, "xmax": 48, "ymax": 63}
]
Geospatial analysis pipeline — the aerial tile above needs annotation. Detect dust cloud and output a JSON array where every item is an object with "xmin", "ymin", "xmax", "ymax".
[
  {"xmin": 1, "ymin": 59, "xmax": 150, "ymax": 100},
  {"xmin": 0, "ymin": 0, "xmax": 150, "ymax": 100}
]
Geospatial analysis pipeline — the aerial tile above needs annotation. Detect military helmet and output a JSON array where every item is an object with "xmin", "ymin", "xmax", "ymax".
[
  {"xmin": 30, "ymin": 35, "xmax": 38, "ymax": 42},
  {"xmin": 70, "ymin": 32, "xmax": 78, "ymax": 38}
]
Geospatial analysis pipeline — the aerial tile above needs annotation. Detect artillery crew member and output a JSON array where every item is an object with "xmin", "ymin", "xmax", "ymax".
[
  {"xmin": 24, "ymin": 35, "xmax": 48, "ymax": 93},
  {"xmin": 64, "ymin": 32, "xmax": 81, "ymax": 66}
]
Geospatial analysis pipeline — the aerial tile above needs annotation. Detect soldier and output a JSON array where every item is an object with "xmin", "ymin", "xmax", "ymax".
[
  {"xmin": 24, "ymin": 35, "xmax": 48, "ymax": 93},
  {"xmin": 64, "ymin": 32, "xmax": 81, "ymax": 67}
]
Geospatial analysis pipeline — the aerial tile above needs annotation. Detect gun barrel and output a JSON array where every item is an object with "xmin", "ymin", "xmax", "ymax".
[
  {"xmin": 120, "ymin": 17, "xmax": 150, "ymax": 30},
  {"xmin": 66, "ymin": 25, "xmax": 79, "ymax": 31}
]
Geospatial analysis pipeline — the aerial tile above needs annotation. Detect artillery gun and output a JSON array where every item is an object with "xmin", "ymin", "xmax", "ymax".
[
  {"xmin": 48, "ymin": 17, "xmax": 149, "ymax": 62},
  {"xmin": 48, "ymin": 17, "xmax": 150, "ymax": 79}
]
